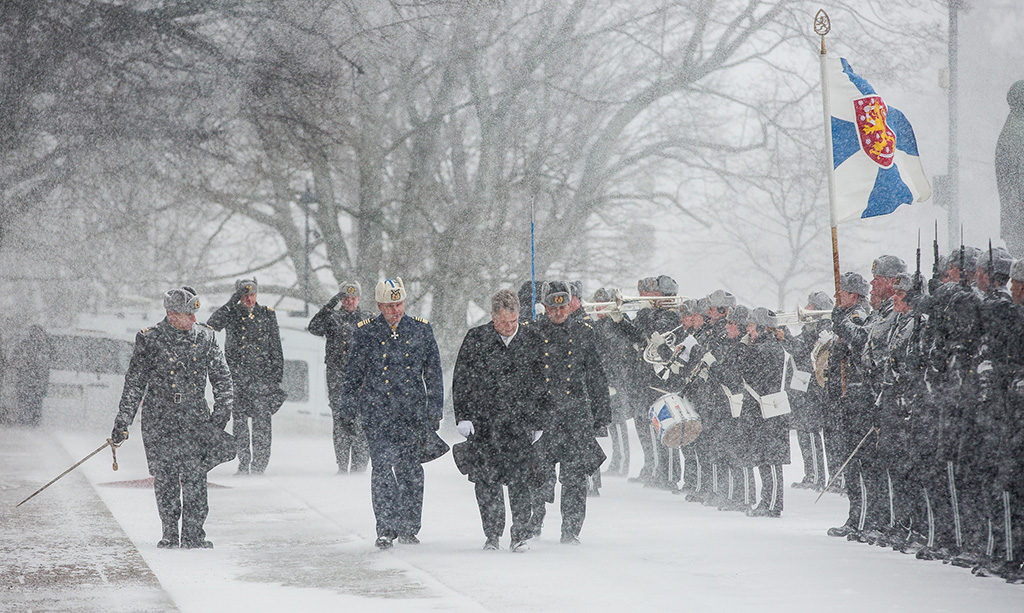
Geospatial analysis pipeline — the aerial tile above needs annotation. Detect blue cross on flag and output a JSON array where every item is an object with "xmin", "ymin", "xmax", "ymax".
[{"xmin": 828, "ymin": 58, "xmax": 931, "ymax": 223}]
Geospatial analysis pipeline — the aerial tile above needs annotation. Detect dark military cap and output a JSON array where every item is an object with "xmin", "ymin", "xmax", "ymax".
[
  {"xmin": 894, "ymin": 273, "xmax": 916, "ymax": 292},
  {"xmin": 679, "ymin": 299, "xmax": 699, "ymax": 316},
  {"xmin": 637, "ymin": 277, "xmax": 658, "ymax": 292},
  {"xmin": 1011, "ymin": 259, "xmax": 1024, "ymax": 282},
  {"xmin": 707, "ymin": 289, "xmax": 737, "ymax": 308},
  {"xmin": 542, "ymin": 280, "xmax": 572, "ymax": 307},
  {"xmin": 164, "ymin": 286, "xmax": 201, "ymax": 314},
  {"xmin": 592, "ymin": 287, "xmax": 613, "ymax": 303},
  {"xmin": 696, "ymin": 297, "xmax": 710, "ymax": 313},
  {"xmin": 727, "ymin": 305, "xmax": 750, "ymax": 325},
  {"xmin": 570, "ymin": 281, "xmax": 584, "ymax": 298},
  {"xmin": 807, "ymin": 291, "xmax": 835, "ymax": 311},
  {"xmin": 839, "ymin": 272, "xmax": 870, "ymax": 296},
  {"xmin": 235, "ymin": 278, "xmax": 258, "ymax": 295},
  {"xmin": 975, "ymin": 247, "xmax": 1014, "ymax": 277},
  {"xmin": 750, "ymin": 306, "xmax": 773, "ymax": 328},
  {"xmin": 655, "ymin": 275, "xmax": 678, "ymax": 295},
  {"xmin": 871, "ymin": 255, "xmax": 906, "ymax": 278},
  {"xmin": 947, "ymin": 246, "xmax": 982, "ymax": 272}
]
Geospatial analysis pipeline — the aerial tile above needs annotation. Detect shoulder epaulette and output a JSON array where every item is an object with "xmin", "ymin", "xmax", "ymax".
[
  {"xmin": 196, "ymin": 322, "xmax": 214, "ymax": 330},
  {"xmin": 266, "ymin": 306, "xmax": 275, "ymax": 312},
  {"xmin": 581, "ymin": 321, "xmax": 593, "ymax": 330},
  {"xmin": 139, "ymin": 327, "xmax": 151, "ymax": 334},
  {"xmin": 357, "ymin": 318, "xmax": 372, "ymax": 328},
  {"xmin": 415, "ymin": 317, "xmax": 429, "ymax": 324},
  {"xmin": 520, "ymin": 320, "xmax": 530, "ymax": 326}
]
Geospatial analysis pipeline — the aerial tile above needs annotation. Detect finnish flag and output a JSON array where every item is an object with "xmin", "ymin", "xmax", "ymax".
[{"xmin": 828, "ymin": 58, "xmax": 931, "ymax": 223}]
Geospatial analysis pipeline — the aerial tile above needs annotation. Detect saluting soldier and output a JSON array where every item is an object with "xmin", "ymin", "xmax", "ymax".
[
  {"xmin": 339, "ymin": 278, "xmax": 444, "ymax": 550},
  {"xmin": 308, "ymin": 280, "xmax": 369, "ymax": 473},
  {"xmin": 526, "ymin": 281, "xmax": 611, "ymax": 544},
  {"xmin": 207, "ymin": 278, "xmax": 284, "ymax": 475},
  {"xmin": 111, "ymin": 287, "xmax": 234, "ymax": 549}
]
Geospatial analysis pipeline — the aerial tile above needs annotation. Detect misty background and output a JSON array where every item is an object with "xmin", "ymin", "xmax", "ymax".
[{"xmin": 1, "ymin": 0, "xmax": 1021, "ymax": 363}]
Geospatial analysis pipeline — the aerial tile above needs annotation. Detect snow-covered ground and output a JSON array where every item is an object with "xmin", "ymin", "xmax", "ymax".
[{"xmin": 4, "ymin": 423, "xmax": 1024, "ymax": 612}]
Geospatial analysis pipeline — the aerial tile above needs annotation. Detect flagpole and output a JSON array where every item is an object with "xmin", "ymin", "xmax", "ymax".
[
  {"xmin": 815, "ymin": 9, "xmax": 842, "ymax": 299},
  {"xmin": 530, "ymin": 196, "xmax": 537, "ymax": 321}
]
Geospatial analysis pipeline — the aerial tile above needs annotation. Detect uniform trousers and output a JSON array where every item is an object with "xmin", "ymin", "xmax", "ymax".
[
  {"xmin": 756, "ymin": 463, "xmax": 784, "ymax": 512},
  {"xmin": 233, "ymin": 409, "xmax": 272, "ymax": 472},
  {"xmin": 795, "ymin": 429, "xmax": 826, "ymax": 486},
  {"xmin": 607, "ymin": 421, "xmax": 630, "ymax": 475},
  {"xmin": 328, "ymin": 372, "xmax": 369, "ymax": 472},
  {"xmin": 368, "ymin": 444, "xmax": 424, "ymax": 538},
  {"xmin": 475, "ymin": 479, "xmax": 532, "ymax": 542},
  {"xmin": 153, "ymin": 459, "xmax": 208, "ymax": 543}
]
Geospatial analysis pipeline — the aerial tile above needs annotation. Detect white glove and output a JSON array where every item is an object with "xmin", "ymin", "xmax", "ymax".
[
  {"xmin": 610, "ymin": 310, "xmax": 623, "ymax": 323},
  {"xmin": 457, "ymin": 420, "xmax": 474, "ymax": 437},
  {"xmin": 608, "ymin": 386, "xmax": 617, "ymax": 397},
  {"xmin": 532, "ymin": 430, "xmax": 543, "ymax": 444}
]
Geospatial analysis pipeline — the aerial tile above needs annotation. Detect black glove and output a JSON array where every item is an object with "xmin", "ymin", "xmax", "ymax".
[
  {"xmin": 230, "ymin": 287, "xmax": 247, "ymax": 304},
  {"xmin": 325, "ymin": 291, "xmax": 344, "ymax": 310},
  {"xmin": 337, "ymin": 416, "xmax": 355, "ymax": 435},
  {"xmin": 110, "ymin": 426, "xmax": 128, "ymax": 444}
]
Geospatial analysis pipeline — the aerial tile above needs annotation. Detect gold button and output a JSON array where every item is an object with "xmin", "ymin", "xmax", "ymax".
[
  {"xmin": 566, "ymin": 377, "xmax": 571, "ymax": 381},
  {"xmin": 383, "ymin": 366, "xmax": 388, "ymax": 371},
  {"xmin": 193, "ymin": 371, "xmax": 197, "ymax": 374},
  {"xmin": 385, "ymin": 379, "xmax": 389, "ymax": 383},
  {"xmin": 568, "ymin": 351, "xmax": 572, "ymax": 355},
  {"xmin": 381, "ymin": 341, "xmax": 386, "ymax": 345},
  {"xmin": 569, "ymin": 339, "xmax": 573, "ymax": 343},
  {"xmin": 544, "ymin": 339, "xmax": 549, "ymax": 343},
  {"xmin": 567, "ymin": 364, "xmax": 571, "ymax": 368},
  {"xmin": 545, "ymin": 377, "xmax": 550, "ymax": 382},
  {"xmin": 169, "ymin": 358, "xmax": 174, "ymax": 362},
  {"xmin": 383, "ymin": 353, "xmax": 387, "ymax": 357},
  {"xmin": 544, "ymin": 352, "xmax": 549, "ymax": 356},
  {"xmin": 170, "ymin": 370, "xmax": 175, "ymax": 375},
  {"xmin": 172, "ymin": 384, "xmax": 176, "ymax": 388},
  {"xmin": 544, "ymin": 364, "xmax": 549, "ymax": 369},
  {"xmin": 566, "ymin": 390, "xmax": 570, "ymax": 395},
  {"xmin": 407, "ymin": 366, "xmax": 411, "ymax": 370},
  {"xmin": 405, "ymin": 353, "xmax": 409, "ymax": 357}
]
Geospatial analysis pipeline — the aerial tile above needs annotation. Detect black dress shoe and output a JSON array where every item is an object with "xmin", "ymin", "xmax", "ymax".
[
  {"xmin": 827, "ymin": 523, "xmax": 857, "ymax": 537},
  {"xmin": 157, "ymin": 539, "xmax": 179, "ymax": 549},
  {"xmin": 560, "ymin": 533, "xmax": 581, "ymax": 545},
  {"xmin": 396, "ymin": 534, "xmax": 420, "ymax": 544},
  {"xmin": 375, "ymin": 535, "xmax": 394, "ymax": 550},
  {"xmin": 746, "ymin": 505, "xmax": 781, "ymax": 518},
  {"xmin": 483, "ymin": 537, "xmax": 500, "ymax": 551},
  {"xmin": 181, "ymin": 539, "xmax": 214, "ymax": 549}
]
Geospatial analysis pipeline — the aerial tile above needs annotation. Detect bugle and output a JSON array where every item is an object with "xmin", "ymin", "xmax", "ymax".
[{"xmin": 771, "ymin": 306, "xmax": 833, "ymax": 326}]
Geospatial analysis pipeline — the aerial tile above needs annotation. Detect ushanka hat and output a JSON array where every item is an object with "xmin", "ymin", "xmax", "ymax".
[
  {"xmin": 542, "ymin": 280, "xmax": 571, "ymax": 307},
  {"xmin": 164, "ymin": 286, "xmax": 200, "ymax": 314},
  {"xmin": 339, "ymin": 280, "xmax": 361, "ymax": 296}
]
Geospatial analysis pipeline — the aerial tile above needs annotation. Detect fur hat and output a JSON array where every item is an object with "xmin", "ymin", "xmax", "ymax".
[
  {"xmin": 871, "ymin": 255, "xmax": 907, "ymax": 278},
  {"xmin": 375, "ymin": 277, "xmax": 406, "ymax": 303},
  {"xmin": 235, "ymin": 278, "xmax": 257, "ymax": 295},
  {"xmin": 707, "ymin": 289, "xmax": 736, "ymax": 308},
  {"xmin": 839, "ymin": 272, "xmax": 870, "ymax": 296},
  {"xmin": 807, "ymin": 291, "xmax": 835, "ymax": 311},
  {"xmin": 727, "ymin": 305, "xmax": 750, "ymax": 326},
  {"xmin": 339, "ymin": 280, "xmax": 361, "ymax": 297},
  {"xmin": 592, "ymin": 287, "xmax": 613, "ymax": 303},
  {"xmin": 164, "ymin": 286, "xmax": 200, "ymax": 314},
  {"xmin": 542, "ymin": 280, "xmax": 572, "ymax": 307},
  {"xmin": 1011, "ymin": 259, "xmax": 1024, "ymax": 282}
]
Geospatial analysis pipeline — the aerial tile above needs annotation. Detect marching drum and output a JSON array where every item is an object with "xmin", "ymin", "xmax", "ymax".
[{"xmin": 649, "ymin": 393, "xmax": 702, "ymax": 447}]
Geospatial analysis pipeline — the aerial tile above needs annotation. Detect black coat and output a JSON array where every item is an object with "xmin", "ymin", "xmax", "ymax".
[
  {"xmin": 524, "ymin": 317, "xmax": 610, "ymax": 479},
  {"xmin": 207, "ymin": 301, "xmax": 284, "ymax": 411},
  {"xmin": 308, "ymin": 306, "xmax": 364, "ymax": 372},
  {"xmin": 736, "ymin": 335, "xmax": 792, "ymax": 466},
  {"xmin": 452, "ymin": 321, "xmax": 538, "ymax": 483},
  {"xmin": 114, "ymin": 320, "xmax": 234, "ymax": 474}
]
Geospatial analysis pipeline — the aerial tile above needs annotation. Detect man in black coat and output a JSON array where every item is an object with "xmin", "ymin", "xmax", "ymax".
[
  {"xmin": 112, "ymin": 287, "xmax": 234, "ymax": 548},
  {"xmin": 208, "ymin": 278, "xmax": 284, "ymax": 475},
  {"xmin": 453, "ymin": 289, "xmax": 538, "ymax": 551},
  {"xmin": 308, "ymin": 280, "xmax": 369, "ymax": 473},
  {"xmin": 526, "ymin": 281, "xmax": 611, "ymax": 544}
]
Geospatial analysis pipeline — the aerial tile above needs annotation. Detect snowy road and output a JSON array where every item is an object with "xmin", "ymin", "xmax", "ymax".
[{"xmin": 4, "ymin": 424, "xmax": 1024, "ymax": 612}]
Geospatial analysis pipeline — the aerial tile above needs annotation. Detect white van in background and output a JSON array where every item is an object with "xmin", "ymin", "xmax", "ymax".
[{"xmin": 39, "ymin": 307, "xmax": 334, "ymax": 436}]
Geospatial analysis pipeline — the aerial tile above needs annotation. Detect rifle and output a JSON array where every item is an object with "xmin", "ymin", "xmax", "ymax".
[
  {"xmin": 914, "ymin": 229, "xmax": 923, "ymax": 293},
  {"xmin": 932, "ymin": 220, "xmax": 939, "ymax": 279},
  {"xmin": 959, "ymin": 226, "xmax": 967, "ymax": 289}
]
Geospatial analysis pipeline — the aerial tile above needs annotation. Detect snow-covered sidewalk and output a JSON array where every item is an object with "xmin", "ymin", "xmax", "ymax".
[{"xmin": 7, "ymin": 425, "xmax": 1024, "ymax": 612}]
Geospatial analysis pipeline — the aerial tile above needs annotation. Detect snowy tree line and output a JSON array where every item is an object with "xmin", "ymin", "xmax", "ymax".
[{"xmin": 0, "ymin": 0, "xmax": 947, "ymax": 359}]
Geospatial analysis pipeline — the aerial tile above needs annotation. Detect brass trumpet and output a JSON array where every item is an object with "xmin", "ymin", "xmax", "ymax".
[
  {"xmin": 771, "ymin": 306, "xmax": 833, "ymax": 326},
  {"xmin": 582, "ymin": 290, "xmax": 690, "ymax": 315}
]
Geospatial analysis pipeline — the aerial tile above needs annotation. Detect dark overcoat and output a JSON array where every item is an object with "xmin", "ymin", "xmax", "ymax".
[
  {"xmin": 207, "ymin": 302, "xmax": 284, "ymax": 412},
  {"xmin": 524, "ymin": 317, "xmax": 611, "ymax": 481},
  {"xmin": 114, "ymin": 319, "xmax": 234, "ymax": 474},
  {"xmin": 736, "ymin": 335, "xmax": 792, "ymax": 466},
  {"xmin": 339, "ymin": 313, "xmax": 444, "ymax": 461},
  {"xmin": 452, "ymin": 321, "xmax": 539, "ymax": 483}
]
